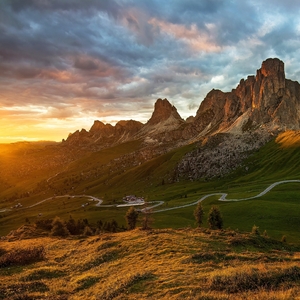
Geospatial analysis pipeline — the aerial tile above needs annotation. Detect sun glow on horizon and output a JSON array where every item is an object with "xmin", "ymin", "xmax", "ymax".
[{"xmin": 0, "ymin": 107, "xmax": 152, "ymax": 144}]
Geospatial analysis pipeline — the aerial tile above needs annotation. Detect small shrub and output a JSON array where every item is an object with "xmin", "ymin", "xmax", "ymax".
[
  {"xmin": 83, "ymin": 226, "xmax": 93, "ymax": 236},
  {"xmin": 0, "ymin": 246, "xmax": 45, "ymax": 268},
  {"xmin": 251, "ymin": 225, "xmax": 260, "ymax": 235},
  {"xmin": 35, "ymin": 219, "xmax": 53, "ymax": 231}
]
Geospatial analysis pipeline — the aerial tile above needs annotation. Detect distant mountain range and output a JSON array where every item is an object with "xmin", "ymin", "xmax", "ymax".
[
  {"xmin": 64, "ymin": 58, "xmax": 300, "ymax": 151},
  {"xmin": 2, "ymin": 58, "xmax": 300, "ymax": 233}
]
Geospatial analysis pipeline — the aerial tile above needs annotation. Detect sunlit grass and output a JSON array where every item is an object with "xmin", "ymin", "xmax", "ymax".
[{"xmin": 1, "ymin": 229, "xmax": 300, "ymax": 299}]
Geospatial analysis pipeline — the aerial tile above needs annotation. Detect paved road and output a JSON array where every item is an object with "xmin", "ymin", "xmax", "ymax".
[
  {"xmin": 145, "ymin": 180, "xmax": 300, "ymax": 213},
  {"xmin": 2, "ymin": 180, "xmax": 300, "ymax": 213}
]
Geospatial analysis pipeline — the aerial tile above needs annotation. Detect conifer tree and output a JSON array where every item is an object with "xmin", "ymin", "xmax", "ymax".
[
  {"xmin": 142, "ymin": 209, "xmax": 153, "ymax": 230},
  {"xmin": 83, "ymin": 226, "xmax": 93, "ymax": 236},
  {"xmin": 111, "ymin": 219, "xmax": 118, "ymax": 233},
  {"xmin": 51, "ymin": 217, "xmax": 70, "ymax": 237},
  {"xmin": 125, "ymin": 207, "xmax": 139, "ymax": 230},
  {"xmin": 194, "ymin": 202, "xmax": 204, "ymax": 227},
  {"xmin": 66, "ymin": 215, "xmax": 77, "ymax": 235},
  {"xmin": 207, "ymin": 205, "xmax": 223, "ymax": 230}
]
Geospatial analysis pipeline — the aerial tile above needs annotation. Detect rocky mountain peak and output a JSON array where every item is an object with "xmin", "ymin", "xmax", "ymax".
[
  {"xmin": 89, "ymin": 120, "xmax": 107, "ymax": 133},
  {"xmin": 190, "ymin": 57, "xmax": 300, "ymax": 137},
  {"xmin": 260, "ymin": 58, "xmax": 285, "ymax": 78},
  {"xmin": 64, "ymin": 58, "xmax": 300, "ymax": 149},
  {"xmin": 115, "ymin": 120, "xmax": 143, "ymax": 133},
  {"xmin": 147, "ymin": 98, "xmax": 183, "ymax": 126}
]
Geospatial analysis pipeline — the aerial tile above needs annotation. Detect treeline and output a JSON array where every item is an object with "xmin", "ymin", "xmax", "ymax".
[{"xmin": 35, "ymin": 216, "xmax": 125, "ymax": 237}]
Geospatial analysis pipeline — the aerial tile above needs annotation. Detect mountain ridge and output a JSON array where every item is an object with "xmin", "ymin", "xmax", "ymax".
[{"xmin": 64, "ymin": 58, "xmax": 300, "ymax": 150}]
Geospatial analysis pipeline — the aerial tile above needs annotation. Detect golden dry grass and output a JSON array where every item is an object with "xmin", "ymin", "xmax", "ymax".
[
  {"xmin": 1, "ymin": 228, "xmax": 300, "ymax": 299},
  {"xmin": 275, "ymin": 130, "xmax": 300, "ymax": 148}
]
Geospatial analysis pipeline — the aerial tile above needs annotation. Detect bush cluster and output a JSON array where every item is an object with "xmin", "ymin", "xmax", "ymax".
[
  {"xmin": 209, "ymin": 266, "xmax": 300, "ymax": 293},
  {"xmin": 194, "ymin": 204, "xmax": 223, "ymax": 230},
  {"xmin": 0, "ymin": 246, "xmax": 45, "ymax": 268},
  {"xmin": 35, "ymin": 216, "xmax": 122, "ymax": 237}
]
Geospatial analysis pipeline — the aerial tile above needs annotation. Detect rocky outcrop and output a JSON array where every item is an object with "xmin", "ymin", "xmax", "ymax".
[
  {"xmin": 65, "ymin": 119, "xmax": 143, "ymax": 148},
  {"xmin": 188, "ymin": 58, "xmax": 300, "ymax": 138},
  {"xmin": 146, "ymin": 98, "xmax": 183, "ymax": 126},
  {"xmin": 64, "ymin": 58, "xmax": 300, "ymax": 149},
  {"xmin": 137, "ymin": 98, "xmax": 186, "ymax": 144},
  {"xmin": 175, "ymin": 131, "xmax": 272, "ymax": 181}
]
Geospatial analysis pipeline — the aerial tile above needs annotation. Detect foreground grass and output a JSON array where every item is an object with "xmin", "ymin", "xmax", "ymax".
[{"xmin": 1, "ymin": 228, "xmax": 300, "ymax": 299}]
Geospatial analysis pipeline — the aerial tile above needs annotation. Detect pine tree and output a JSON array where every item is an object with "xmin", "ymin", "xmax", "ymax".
[
  {"xmin": 66, "ymin": 215, "xmax": 77, "ymax": 235},
  {"xmin": 111, "ymin": 219, "xmax": 118, "ymax": 233},
  {"xmin": 83, "ymin": 226, "xmax": 93, "ymax": 236},
  {"xmin": 76, "ymin": 219, "xmax": 85, "ymax": 235},
  {"xmin": 142, "ymin": 209, "xmax": 153, "ymax": 230},
  {"xmin": 194, "ymin": 202, "xmax": 204, "ymax": 227},
  {"xmin": 207, "ymin": 205, "xmax": 223, "ymax": 230},
  {"xmin": 96, "ymin": 220, "xmax": 103, "ymax": 230},
  {"xmin": 103, "ymin": 221, "xmax": 111, "ymax": 232},
  {"xmin": 125, "ymin": 207, "xmax": 139, "ymax": 230},
  {"xmin": 51, "ymin": 217, "xmax": 70, "ymax": 237}
]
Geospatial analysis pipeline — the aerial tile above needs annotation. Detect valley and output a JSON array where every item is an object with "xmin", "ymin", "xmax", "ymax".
[
  {"xmin": 1, "ymin": 58, "xmax": 300, "ymax": 299},
  {"xmin": 3, "ymin": 0, "xmax": 300, "ymax": 297},
  {"xmin": 1, "ymin": 59, "xmax": 300, "ymax": 244}
]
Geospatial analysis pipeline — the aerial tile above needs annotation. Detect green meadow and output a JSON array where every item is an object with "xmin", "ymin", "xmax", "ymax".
[{"xmin": 1, "ymin": 133, "xmax": 300, "ymax": 243}]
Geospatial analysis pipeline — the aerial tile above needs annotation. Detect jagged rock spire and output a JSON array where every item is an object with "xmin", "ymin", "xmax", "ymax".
[{"xmin": 147, "ymin": 98, "xmax": 183, "ymax": 126}]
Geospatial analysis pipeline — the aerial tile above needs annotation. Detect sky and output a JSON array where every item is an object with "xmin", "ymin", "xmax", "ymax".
[{"xmin": 1, "ymin": 0, "xmax": 300, "ymax": 143}]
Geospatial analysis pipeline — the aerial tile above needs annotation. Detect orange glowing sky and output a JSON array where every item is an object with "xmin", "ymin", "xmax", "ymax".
[{"xmin": 1, "ymin": 0, "xmax": 300, "ymax": 143}]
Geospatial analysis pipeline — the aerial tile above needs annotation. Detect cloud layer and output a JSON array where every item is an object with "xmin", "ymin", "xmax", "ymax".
[{"xmin": 1, "ymin": 0, "xmax": 300, "ymax": 142}]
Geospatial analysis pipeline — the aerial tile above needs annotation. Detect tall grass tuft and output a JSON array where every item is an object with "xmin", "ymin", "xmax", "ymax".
[
  {"xmin": 209, "ymin": 266, "xmax": 300, "ymax": 293},
  {"xmin": 99, "ymin": 271, "xmax": 154, "ymax": 300},
  {"xmin": 0, "ymin": 246, "xmax": 45, "ymax": 268}
]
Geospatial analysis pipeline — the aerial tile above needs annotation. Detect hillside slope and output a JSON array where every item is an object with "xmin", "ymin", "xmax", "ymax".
[{"xmin": 1, "ymin": 228, "xmax": 300, "ymax": 299}]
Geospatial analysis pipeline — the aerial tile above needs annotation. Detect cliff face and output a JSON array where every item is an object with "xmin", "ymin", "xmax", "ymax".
[
  {"xmin": 64, "ymin": 58, "xmax": 300, "ymax": 149},
  {"xmin": 146, "ymin": 98, "xmax": 183, "ymax": 126},
  {"xmin": 191, "ymin": 58, "xmax": 300, "ymax": 136},
  {"xmin": 139, "ymin": 98, "xmax": 185, "ymax": 142},
  {"xmin": 66, "ymin": 119, "xmax": 143, "ymax": 148}
]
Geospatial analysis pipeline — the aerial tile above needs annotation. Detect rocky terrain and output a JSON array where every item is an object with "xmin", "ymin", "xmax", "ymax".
[
  {"xmin": 61, "ymin": 58, "xmax": 300, "ymax": 180},
  {"xmin": 65, "ymin": 58, "xmax": 300, "ymax": 147},
  {"xmin": 2, "ymin": 58, "xmax": 300, "ymax": 204},
  {"xmin": 176, "ymin": 131, "xmax": 272, "ymax": 180}
]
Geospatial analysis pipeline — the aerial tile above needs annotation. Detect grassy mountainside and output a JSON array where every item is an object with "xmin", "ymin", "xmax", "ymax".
[
  {"xmin": 1, "ymin": 228, "xmax": 300, "ymax": 299},
  {"xmin": 1, "ymin": 131, "xmax": 300, "ymax": 242},
  {"xmin": 229, "ymin": 130, "xmax": 300, "ymax": 183}
]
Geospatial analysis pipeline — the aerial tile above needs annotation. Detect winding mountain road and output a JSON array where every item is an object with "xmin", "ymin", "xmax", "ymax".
[
  {"xmin": 2, "ymin": 180, "xmax": 300, "ymax": 214},
  {"xmin": 144, "ymin": 180, "xmax": 300, "ymax": 213}
]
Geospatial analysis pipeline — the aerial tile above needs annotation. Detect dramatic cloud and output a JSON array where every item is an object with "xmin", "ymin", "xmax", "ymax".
[{"xmin": 1, "ymin": 0, "xmax": 300, "ymax": 142}]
